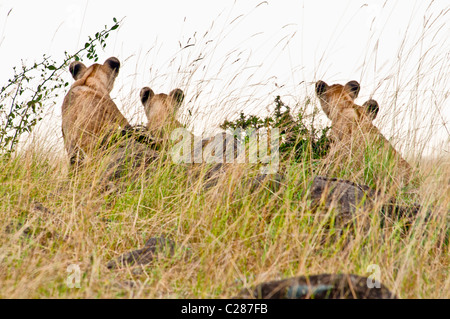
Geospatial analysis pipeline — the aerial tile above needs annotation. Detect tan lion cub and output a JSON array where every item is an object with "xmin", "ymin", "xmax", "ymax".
[
  {"xmin": 61, "ymin": 57, "xmax": 130, "ymax": 165},
  {"xmin": 139, "ymin": 87, "xmax": 240, "ymax": 163},
  {"xmin": 315, "ymin": 80, "xmax": 412, "ymax": 187}
]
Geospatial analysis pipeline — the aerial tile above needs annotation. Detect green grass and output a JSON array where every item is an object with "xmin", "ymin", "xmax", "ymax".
[{"xmin": 0, "ymin": 137, "xmax": 448, "ymax": 298}]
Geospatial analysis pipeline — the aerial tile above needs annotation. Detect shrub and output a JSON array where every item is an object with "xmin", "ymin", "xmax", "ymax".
[{"xmin": 220, "ymin": 95, "xmax": 331, "ymax": 163}]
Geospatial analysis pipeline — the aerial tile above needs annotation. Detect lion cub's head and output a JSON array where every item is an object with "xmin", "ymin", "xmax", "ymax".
[
  {"xmin": 315, "ymin": 80, "xmax": 379, "ymax": 139},
  {"xmin": 140, "ymin": 87, "xmax": 184, "ymax": 134},
  {"xmin": 69, "ymin": 57, "xmax": 121, "ymax": 94}
]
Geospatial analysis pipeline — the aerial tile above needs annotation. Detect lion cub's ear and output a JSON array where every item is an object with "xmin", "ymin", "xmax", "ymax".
[
  {"xmin": 140, "ymin": 87, "xmax": 155, "ymax": 105},
  {"xmin": 104, "ymin": 57, "xmax": 121, "ymax": 73},
  {"xmin": 169, "ymin": 89, "xmax": 185, "ymax": 108},
  {"xmin": 362, "ymin": 99, "xmax": 379, "ymax": 120},
  {"xmin": 315, "ymin": 80, "xmax": 329, "ymax": 97},
  {"xmin": 69, "ymin": 61, "xmax": 87, "ymax": 80},
  {"xmin": 344, "ymin": 81, "xmax": 360, "ymax": 99}
]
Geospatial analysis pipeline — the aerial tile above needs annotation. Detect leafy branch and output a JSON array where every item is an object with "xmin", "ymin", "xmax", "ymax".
[{"xmin": 0, "ymin": 17, "xmax": 122, "ymax": 154}]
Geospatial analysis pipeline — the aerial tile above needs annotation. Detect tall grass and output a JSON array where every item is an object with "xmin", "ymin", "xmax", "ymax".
[
  {"xmin": 0, "ymin": 2, "xmax": 449, "ymax": 298},
  {"xmin": 0, "ymin": 135, "xmax": 448, "ymax": 298}
]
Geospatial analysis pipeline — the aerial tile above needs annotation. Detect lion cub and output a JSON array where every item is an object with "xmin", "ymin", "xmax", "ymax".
[
  {"xmin": 61, "ymin": 57, "xmax": 130, "ymax": 165},
  {"xmin": 139, "ymin": 87, "xmax": 240, "ymax": 163},
  {"xmin": 315, "ymin": 80, "xmax": 412, "ymax": 186}
]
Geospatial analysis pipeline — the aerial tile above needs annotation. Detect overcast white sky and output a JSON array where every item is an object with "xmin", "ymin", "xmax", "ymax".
[{"xmin": 0, "ymin": 0, "xmax": 449, "ymax": 157}]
